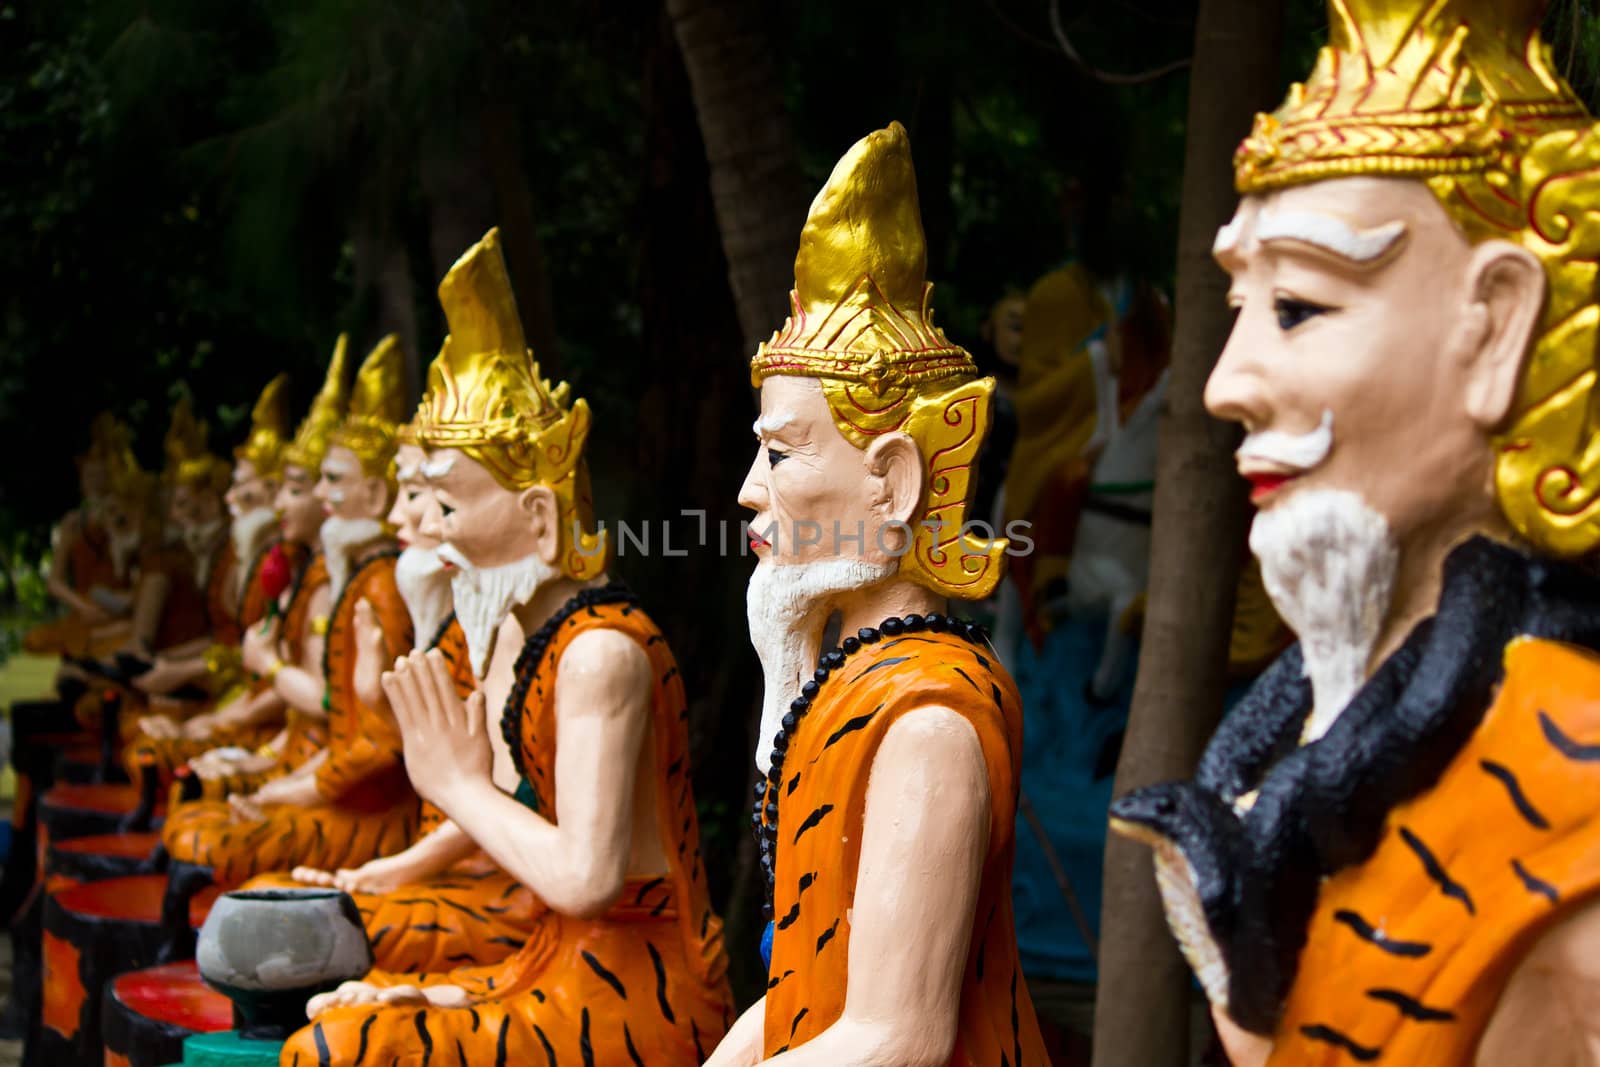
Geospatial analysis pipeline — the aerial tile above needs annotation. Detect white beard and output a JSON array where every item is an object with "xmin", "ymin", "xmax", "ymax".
[
  {"xmin": 320, "ymin": 517, "xmax": 386, "ymax": 598},
  {"xmin": 395, "ymin": 545, "xmax": 453, "ymax": 650},
  {"xmin": 183, "ymin": 519, "xmax": 227, "ymax": 589},
  {"xmin": 230, "ymin": 507, "xmax": 279, "ymax": 600},
  {"xmin": 439, "ymin": 545, "xmax": 558, "ymax": 680},
  {"xmin": 1249, "ymin": 488, "xmax": 1398, "ymax": 744},
  {"xmin": 108, "ymin": 528, "xmax": 142, "ymax": 582},
  {"xmin": 745, "ymin": 557, "xmax": 896, "ymax": 774}
]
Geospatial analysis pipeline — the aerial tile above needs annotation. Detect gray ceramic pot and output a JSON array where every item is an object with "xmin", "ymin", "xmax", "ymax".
[{"xmin": 196, "ymin": 888, "xmax": 373, "ymax": 1038}]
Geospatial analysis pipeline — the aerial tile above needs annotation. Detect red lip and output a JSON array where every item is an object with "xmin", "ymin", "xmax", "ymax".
[
  {"xmin": 1247, "ymin": 471, "xmax": 1297, "ymax": 504},
  {"xmin": 748, "ymin": 532, "xmax": 770, "ymax": 550}
]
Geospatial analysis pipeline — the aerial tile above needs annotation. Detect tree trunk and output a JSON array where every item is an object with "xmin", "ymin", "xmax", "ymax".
[
  {"xmin": 636, "ymin": 7, "xmax": 766, "ymax": 1006},
  {"xmin": 480, "ymin": 99, "xmax": 563, "ymax": 379},
  {"xmin": 1090, "ymin": 3, "xmax": 1283, "ymax": 1066},
  {"xmin": 351, "ymin": 186, "xmax": 421, "ymax": 399},
  {"xmin": 664, "ymin": 0, "xmax": 809, "ymax": 357}
]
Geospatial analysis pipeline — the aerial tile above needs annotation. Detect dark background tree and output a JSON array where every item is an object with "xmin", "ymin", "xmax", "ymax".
[{"xmin": 1088, "ymin": 1, "xmax": 1283, "ymax": 1063}]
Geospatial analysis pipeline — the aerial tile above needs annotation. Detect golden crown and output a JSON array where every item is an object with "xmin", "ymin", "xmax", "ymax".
[
  {"xmin": 751, "ymin": 123, "xmax": 1005, "ymax": 599},
  {"xmin": 282, "ymin": 334, "xmax": 351, "ymax": 474},
  {"xmin": 82, "ymin": 412, "xmax": 133, "ymax": 467},
  {"xmin": 235, "ymin": 373, "xmax": 291, "ymax": 478},
  {"xmin": 162, "ymin": 394, "xmax": 230, "ymax": 494},
  {"xmin": 162, "ymin": 393, "xmax": 208, "ymax": 476},
  {"xmin": 1235, "ymin": 0, "xmax": 1586, "ymax": 193},
  {"xmin": 752, "ymin": 121, "xmax": 977, "ymax": 395},
  {"xmin": 331, "ymin": 334, "xmax": 406, "ymax": 476},
  {"xmin": 1236, "ymin": 0, "xmax": 1600, "ymax": 558},
  {"xmin": 415, "ymin": 228, "xmax": 606, "ymax": 579}
]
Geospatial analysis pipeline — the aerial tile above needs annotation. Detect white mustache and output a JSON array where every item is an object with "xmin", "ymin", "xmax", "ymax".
[{"xmin": 1237, "ymin": 409, "xmax": 1334, "ymax": 472}]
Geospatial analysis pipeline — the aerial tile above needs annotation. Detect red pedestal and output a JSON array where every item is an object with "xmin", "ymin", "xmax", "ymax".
[
  {"xmin": 36, "ymin": 876, "xmax": 220, "ymax": 1067},
  {"xmin": 102, "ymin": 961, "xmax": 233, "ymax": 1067}
]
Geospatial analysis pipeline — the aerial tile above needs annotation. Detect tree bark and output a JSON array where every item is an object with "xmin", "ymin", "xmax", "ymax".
[
  {"xmin": 664, "ymin": 0, "xmax": 809, "ymax": 357},
  {"xmin": 351, "ymin": 185, "xmax": 421, "ymax": 401},
  {"xmin": 1090, "ymin": 2, "xmax": 1283, "ymax": 1066},
  {"xmin": 636, "ymin": 8, "xmax": 766, "ymax": 1006},
  {"xmin": 480, "ymin": 98, "xmax": 563, "ymax": 380}
]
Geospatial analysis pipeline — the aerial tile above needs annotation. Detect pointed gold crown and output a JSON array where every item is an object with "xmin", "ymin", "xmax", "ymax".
[
  {"xmin": 751, "ymin": 123, "xmax": 1005, "ymax": 599},
  {"xmin": 414, "ymin": 228, "xmax": 607, "ymax": 579},
  {"xmin": 162, "ymin": 393, "xmax": 207, "ymax": 477},
  {"xmin": 80, "ymin": 412, "xmax": 133, "ymax": 469},
  {"xmin": 106, "ymin": 445, "xmax": 155, "ymax": 507},
  {"xmin": 234, "ymin": 373, "xmax": 291, "ymax": 478},
  {"xmin": 752, "ymin": 121, "xmax": 977, "ymax": 393},
  {"xmin": 1235, "ymin": 0, "xmax": 1584, "ymax": 193},
  {"xmin": 163, "ymin": 394, "xmax": 230, "ymax": 494},
  {"xmin": 282, "ymin": 334, "xmax": 351, "ymax": 474},
  {"xmin": 331, "ymin": 334, "xmax": 406, "ymax": 477},
  {"xmin": 1237, "ymin": 1, "xmax": 1600, "ymax": 558}
]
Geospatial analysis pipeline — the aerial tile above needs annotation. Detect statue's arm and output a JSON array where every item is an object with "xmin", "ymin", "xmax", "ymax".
[
  {"xmin": 703, "ymin": 997, "xmax": 767, "ymax": 1067},
  {"xmin": 435, "ymin": 628, "xmax": 651, "ymax": 917},
  {"xmin": 762, "ymin": 706, "xmax": 987, "ymax": 1067},
  {"xmin": 1477, "ymin": 893, "xmax": 1600, "ymax": 1067}
]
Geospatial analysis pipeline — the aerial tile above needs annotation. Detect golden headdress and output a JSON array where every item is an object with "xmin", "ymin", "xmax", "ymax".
[
  {"xmin": 330, "ymin": 334, "xmax": 406, "ymax": 477},
  {"xmin": 413, "ymin": 228, "xmax": 607, "ymax": 580},
  {"xmin": 163, "ymin": 394, "xmax": 230, "ymax": 495},
  {"xmin": 234, "ymin": 373, "xmax": 291, "ymax": 479},
  {"xmin": 1236, "ymin": 0, "xmax": 1600, "ymax": 558},
  {"xmin": 81, "ymin": 412, "xmax": 133, "ymax": 467},
  {"xmin": 751, "ymin": 122, "xmax": 1006, "ymax": 599},
  {"xmin": 106, "ymin": 447, "xmax": 156, "ymax": 508},
  {"xmin": 282, "ymin": 334, "xmax": 351, "ymax": 475}
]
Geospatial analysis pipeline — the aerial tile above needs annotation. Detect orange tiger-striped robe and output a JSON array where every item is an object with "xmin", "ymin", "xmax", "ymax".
[
  {"xmin": 248, "ymin": 616, "xmax": 542, "ymax": 973},
  {"xmin": 759, "ymin": 626, "xmax": 1048, "ymax": 1064},
  {"xmin": 162, "ymin": 544, "xmax": 416, "ymax": 884},
  {"xmin": 133, "ymin": 544, "xmax": 319, "ymax": 796},
  {"xmin": 279, "ymin": 593, "xmax": 734, "ymax": 1067},
  {"xmin": 1267, "ymin": 637, "xmax": 1600, "ymax": 1065}
]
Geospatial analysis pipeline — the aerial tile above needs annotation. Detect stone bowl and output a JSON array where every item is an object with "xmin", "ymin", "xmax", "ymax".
[{"xmin": 195, "ymin": 888, "xmax": 373, "ymax": 1039}]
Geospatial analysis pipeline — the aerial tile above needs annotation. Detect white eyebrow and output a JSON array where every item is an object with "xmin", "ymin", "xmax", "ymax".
[
  {"xmin": 420, "ymin": 454, "xmax": 456, "ymax": 479},
  {"xmin": 1254, "ymin": 210, "xmax": 1407, "ymax": 263},
  {"xmin": 1213, "ymin": 216, "xmax": 1245, "ymax": 257},
  {"xmin": 752, "ymin": 412, "xmax": 796, "ymax": 438},
  {"xmin": 396, "ymin": 463, "xmax": 420, "ymax": 483}
]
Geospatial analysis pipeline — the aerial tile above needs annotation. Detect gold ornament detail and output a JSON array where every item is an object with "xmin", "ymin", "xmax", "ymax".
[
  {"xmin": 414, "ymin": 228, "xmax": 607, "ymax": 580},
  {"xmin": 1234, "ymin": 0, "xmax": 1584, "ymax": 193},
  {"xmin": 1237, "ymin": 0, "xmax": 1600, "ymax": 559},
  {"xmin": 751, "ymin": 122, "xmax": 1006, "ymax": 598},
  {"xmin": 282, "ymin": 334, "xmax": 351, "ymax": 475},
  {"xmin": 164, "ymin": 393, "xmax": 229, "ymax": 494},
  {"xmin": 82, "ymin": 412, "xmax": 134, "ymax": 468},
  {"xmin": 331, "ymin": 334, "xmax": 407, "ymax": 477},
  {"xmin": 235, "ymin": 373, "xmax": 291, "ymax": 479}
]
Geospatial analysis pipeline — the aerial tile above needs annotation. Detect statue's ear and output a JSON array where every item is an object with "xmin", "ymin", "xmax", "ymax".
[
  {"xmin": 519, "ymin": 484, "xmax": 560, "ymax": 566},
  {"xmin": 864, "ymin": 432, "xmax": 925, "ymax": 527},
  {"xmin": 361, "ymin": 473, "xmax": 392, "ymax": 519},
  {"xmin": 1458, "ymin": 239, "xmax": 1545, "ymax": 430}
]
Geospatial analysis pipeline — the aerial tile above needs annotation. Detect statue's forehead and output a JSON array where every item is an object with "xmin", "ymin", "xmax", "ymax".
[{"xmin": 1215, "ymin": 180, "xmax": 1437, "ymax": 273}]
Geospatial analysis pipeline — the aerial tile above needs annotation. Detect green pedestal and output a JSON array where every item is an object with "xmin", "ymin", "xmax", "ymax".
[{"xmin": 182, "ymin": 1031, "xmax": 285, "ymax": 1067}]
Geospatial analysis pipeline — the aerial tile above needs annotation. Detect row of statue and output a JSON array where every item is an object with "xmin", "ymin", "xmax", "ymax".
[{"xmin": 15, "ymin": 2, "xmax": 1600, "ymax": 1063}]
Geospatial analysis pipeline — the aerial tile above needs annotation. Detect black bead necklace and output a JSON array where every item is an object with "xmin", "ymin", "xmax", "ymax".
[{"xmin": 750, "ymin": 612, "xmax": 989, "ymax": 920}]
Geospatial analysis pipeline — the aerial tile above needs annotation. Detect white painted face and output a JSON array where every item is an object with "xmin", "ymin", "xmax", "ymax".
[
  {"xmin": 315, "ymin": 445, "xmax": 387, "ymax": 523},
  {"xmin": 737, "ymin": 376, "xmax": 899, "ymax": 568},
  {"xmin": 1206, "ymin": 176, "xmax": 1537, "ymax": 551},
  {"xmin": 387, "ymin": 444, "xmax": 437, "ymax": 550}
]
